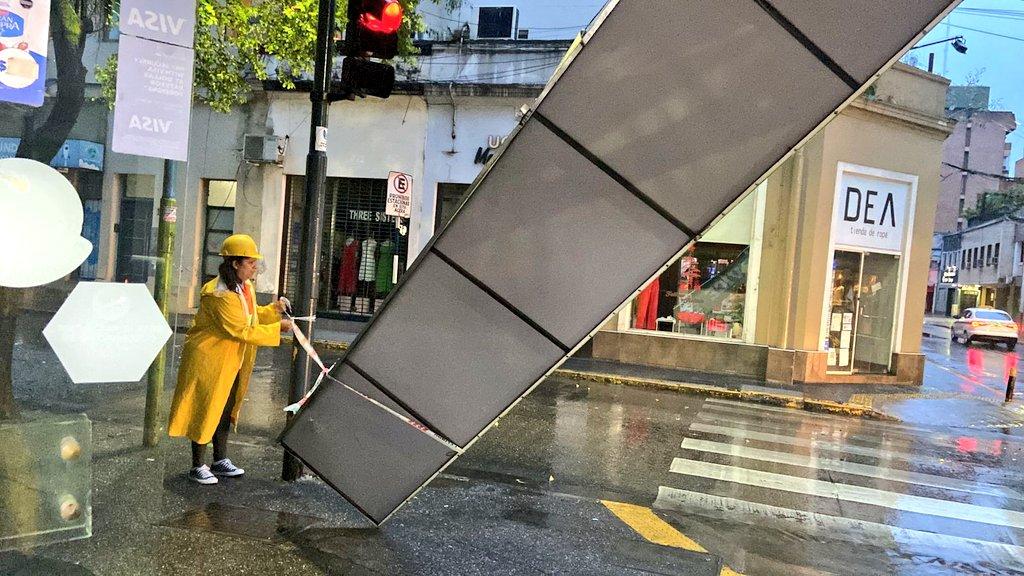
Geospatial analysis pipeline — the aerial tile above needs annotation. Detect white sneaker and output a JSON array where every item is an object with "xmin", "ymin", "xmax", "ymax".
[
  {"xmin": 210, "ymin": 458, "xmax": 245, "ymax": 478},
  {"xmin": 188, "ymin": 464, "xmax": 218, "ymax": 485}
]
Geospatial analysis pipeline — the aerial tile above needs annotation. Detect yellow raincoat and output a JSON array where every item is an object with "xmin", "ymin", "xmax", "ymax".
[{"xmin": 168, "ymin": 278, "xmax": 282, "ymax": 444}]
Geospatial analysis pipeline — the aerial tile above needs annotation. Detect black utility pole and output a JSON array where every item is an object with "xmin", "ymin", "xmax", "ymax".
[{"xmin": 283, "ymin": 0, "xmax": 337, "ymax": 481}]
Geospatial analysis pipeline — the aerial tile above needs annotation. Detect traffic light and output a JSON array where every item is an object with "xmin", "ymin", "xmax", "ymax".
[
  {"xmin": 339, "ymin": 57, "xmax": 396, "ymax": 100},
  {"xmin": 344, "ymin": 0, "xmax": 403, "ymax": 60}
]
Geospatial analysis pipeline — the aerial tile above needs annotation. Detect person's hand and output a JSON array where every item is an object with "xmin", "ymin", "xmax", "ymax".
[
  {"xmin": 276, "ymin": 297, "xmax": 292, "ymax": 314},
  {"xmin": 280, "ymin": 319, "xmax": 294, "ymax": 333}
]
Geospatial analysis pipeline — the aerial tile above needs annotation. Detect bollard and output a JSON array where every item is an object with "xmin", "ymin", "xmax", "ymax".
[{"xmin": 1006, "ymin": 366, "xmax": 1017, "ymax": 403}]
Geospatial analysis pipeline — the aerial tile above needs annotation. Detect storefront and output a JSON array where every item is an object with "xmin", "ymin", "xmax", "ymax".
[
  {"xmin": 822, "ymin": 164, "xmax": 915, "ymax": 376},
  {"xmin": 629, "ymin": 184, "xmax": 765, "ymax": 343},
  {"xmin": 280, "ymin": 176, "xmax": 410, "ymax": 319},
  {"xmin": 590, "ymin": 63, "xmax": 952, "ymax": 386}
]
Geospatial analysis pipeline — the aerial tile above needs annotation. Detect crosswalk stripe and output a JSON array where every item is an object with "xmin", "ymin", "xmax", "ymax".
[
  {"xmin": 690, "ymin": 411, "xmax": 994, "ymax": 461},
  {"xmin": 669, "ymin": 458, "xmax": 1024, "ymax": 530},
  {"xmin": 688, "ymin": 422, "xmax": 961, "ymax": 466},
  {"xmin": 699, "ymin": 402, "xmax": 1017, "ymax": 448},
  {"xmin": 694, "ymin": 411, "xmax": 902, "ymax": 448},
  {"xmin": 680, "ymin": 438, "xmax": 1024, "ymax": 500},
  {"xmin": 653, "ymin": 486, "xmax": 1024, "ymax": 572}
]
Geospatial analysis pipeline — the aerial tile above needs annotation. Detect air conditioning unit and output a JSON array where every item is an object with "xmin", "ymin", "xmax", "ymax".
[
  {"xmin": 243, "ymin": 134, "xmax": 285, "ymax": 165},
  {"xmin": 477, "ymin": 6, "xmax": 519, "ymax": 39}
]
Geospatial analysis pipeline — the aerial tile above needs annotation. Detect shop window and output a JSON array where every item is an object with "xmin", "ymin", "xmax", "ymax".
[
  {"xmin": 115, "ymin": 174, "xmax": 156, "ymax": 283},
  {"xmin": 435, "ymin": 183, "xmax": 471, "ymax": 233},
  {"xmin": 282, "ymin": 176, "xmax": 409, "ymax": 320},
  {"xmin": 630, "ymin": 185, "xmax": 763, "ymax": 341},
  {"xmin": 202, "ymin": 180, "xmax": 237, "ymax": 285}
]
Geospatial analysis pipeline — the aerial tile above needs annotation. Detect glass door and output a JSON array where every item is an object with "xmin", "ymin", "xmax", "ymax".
[
  {"xmin": 827, "ymin": 250, "xmax": 901, "ymax": 374},
  {"xmin": 853, "ymin": 253, "xmax": 900, "ymax": 374},
  {"xmin": 828, "ymin": 251, "xmax": 861, "ymax": 372}
]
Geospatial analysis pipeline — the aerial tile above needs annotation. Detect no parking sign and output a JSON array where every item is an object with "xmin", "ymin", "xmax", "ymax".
[{"xmin": 386, "ymin": 171, "xmax": 413, "ymax": 218}]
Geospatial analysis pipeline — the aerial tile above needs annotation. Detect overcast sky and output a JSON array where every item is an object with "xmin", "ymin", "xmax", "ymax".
[{"xmin": 912, "ymin": 0, "xmax": 1024, "ymax": 174}]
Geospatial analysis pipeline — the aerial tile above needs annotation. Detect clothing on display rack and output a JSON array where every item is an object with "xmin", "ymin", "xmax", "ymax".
[
  {"xmin": 376, "ymin": 239, "xmax": 395, "ymax": 296},
  {"xmin": 337, "ymin": 237, "xmax": 360, "ymax": 297},
  {"xmin": 358, "ymin": 238, "xmax": 378, "ymax": 282},
  {"xmin": 634, "ymin": 278, "xmax": 660, "ymax": 331}
]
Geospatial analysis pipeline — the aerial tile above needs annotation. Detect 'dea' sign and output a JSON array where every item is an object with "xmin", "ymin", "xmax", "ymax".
[{"xmin": 832, "ymin": 165, "xmax": 913, "ymax": 253}]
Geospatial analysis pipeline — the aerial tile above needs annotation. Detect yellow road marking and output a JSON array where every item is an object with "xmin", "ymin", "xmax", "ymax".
[{"xmin": 602, "ymin": 500, "xmax": 744, "ymax": 576}]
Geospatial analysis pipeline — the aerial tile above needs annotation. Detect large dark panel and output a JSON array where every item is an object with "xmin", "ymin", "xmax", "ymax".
[
  {"xmin": 766, "ymin": 0, "xmax": 954, "ymax": 83},
  {"xmin": 280, "ymin": 380, "xmax": 455, "ymax": 525},
  {"xmin": 535, "ymin": 0, "xmax": 850, "ymax": 233},
  {"xmin": 329, "ymin": 362, "xmax": 415, "ymax": 421},
  {"xmin": 347, "ymin": 254, "xmax": 564, "ymax": 447},
  {"xmin": 436, "ymin": 121, "xmax": 690, "ymax": 347}
]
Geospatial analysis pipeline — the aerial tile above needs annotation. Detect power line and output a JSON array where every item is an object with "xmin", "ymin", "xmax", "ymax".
[
  {"xmin": 943, "ymin": 162, "xmax": 1024, "ymax": 184},
  {"xmin": 947, "ymin": 23, "xmax": 1024, "ymax": 43},
  {"xmin": 417, "ymin": 9, "xmax": 589, "ymax": 31},
  {"xmin": 418, "ymin": 55, "xmax": 563, "ymax": 66}
]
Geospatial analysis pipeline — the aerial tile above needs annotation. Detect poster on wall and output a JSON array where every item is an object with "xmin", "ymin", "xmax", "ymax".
[
  {"xmin": 0, "ymin": 0, "xmax": 51, "ymax": 107},
  {"xmin": 111, "ymin": 0, "xmax": 196, "ymax": 161},
  {"xmin": 833, "ymin": 166, "xmax": 913, "ymax": 252}
]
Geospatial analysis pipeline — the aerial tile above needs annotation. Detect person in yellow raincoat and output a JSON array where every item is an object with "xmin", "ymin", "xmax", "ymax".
[{"xmin": 168, "ymin": 234, "xmax": 293, "ymax": 484}]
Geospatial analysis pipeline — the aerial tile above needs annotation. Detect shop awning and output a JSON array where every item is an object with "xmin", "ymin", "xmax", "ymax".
[{"xmin": 281, "ymin": 0, "xmax": 962, "ymax": 525}]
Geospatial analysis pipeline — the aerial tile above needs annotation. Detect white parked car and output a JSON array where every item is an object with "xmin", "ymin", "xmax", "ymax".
[{"xmin": 952, "ymin": 308, "xmax": 1019, "ymax": 351}]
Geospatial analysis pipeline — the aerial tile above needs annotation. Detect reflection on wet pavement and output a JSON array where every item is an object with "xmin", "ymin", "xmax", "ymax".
[{"xmin": 158, "ymin": 503, "xmax": 321, "ymax": 543}]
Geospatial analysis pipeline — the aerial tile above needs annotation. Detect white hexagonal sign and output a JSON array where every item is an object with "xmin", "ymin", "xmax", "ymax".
[{"xmin": 44, "ymin": 283, "xmax": 172, "ymax": 384}]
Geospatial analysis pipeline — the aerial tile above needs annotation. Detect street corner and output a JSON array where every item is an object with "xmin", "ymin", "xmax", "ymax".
[{"xmin": 863, "ymin": 393, "xmax": 1024, "ymax": 429}]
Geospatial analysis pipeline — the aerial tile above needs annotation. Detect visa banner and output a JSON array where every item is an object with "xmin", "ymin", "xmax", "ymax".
[{"xmin": 0, "ymin": 0, "xmax": 50, "ymax": 107}]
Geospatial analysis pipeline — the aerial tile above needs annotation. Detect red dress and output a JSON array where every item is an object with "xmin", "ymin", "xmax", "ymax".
[
  {"xmin": 337, "ymin": 239, "xmax": 360, "ymax": 297},
  {"xmin": 634, "ymin": 278, "xmax": 660, "ymax": 330}
]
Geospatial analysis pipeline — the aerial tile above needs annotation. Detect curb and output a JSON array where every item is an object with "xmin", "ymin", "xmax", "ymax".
[
  {"xmin": 553, "ymin": 369, "xmax": 900, "ymax": 422},
  {"xmin": 300, "ymin": 338, "xmax": 897, "ymax": 421}
]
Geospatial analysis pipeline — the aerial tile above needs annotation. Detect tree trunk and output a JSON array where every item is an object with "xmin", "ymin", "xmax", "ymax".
[
  {"xmin": 0, "ymin": 287, "xmax": 20, "ymax": 420},
  {"xmin": 16, "ymin": 0, "xmax": 88, "ymax": 162},
  {"xmin": 0, "ymin": 0, "xmax": 88, "ymax": 420}
]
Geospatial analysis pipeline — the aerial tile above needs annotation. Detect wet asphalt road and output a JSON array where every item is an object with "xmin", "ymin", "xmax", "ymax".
[
  {"xmin": 5, "ymin": 313, "xmax": 1024, "ymax": 575},
  {"xmin": 921, "ymin": 323, "xmax": 1021, "ymax": 403},
  {"xmin": 459, "ymin": 377, "xmax": 1024, "ymax": 576}
]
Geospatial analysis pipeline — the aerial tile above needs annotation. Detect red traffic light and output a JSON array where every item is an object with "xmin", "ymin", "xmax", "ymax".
[{"xmin": 360, "ymin": 0, "xmax": 403, "ymax": 34}]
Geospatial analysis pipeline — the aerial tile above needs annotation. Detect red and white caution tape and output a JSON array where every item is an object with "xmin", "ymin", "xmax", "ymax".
[{"xmin": 281, "ymin": 314, "xmax": 462, "ymax": 453}]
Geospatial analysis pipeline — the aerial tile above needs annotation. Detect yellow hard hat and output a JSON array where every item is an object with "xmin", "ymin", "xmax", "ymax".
[{"xmin": 220, "ymin": 234, "xmax": 262, "ymax": 259}]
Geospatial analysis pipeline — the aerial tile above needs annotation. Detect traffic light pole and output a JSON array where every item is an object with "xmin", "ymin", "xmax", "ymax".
[{"xmin": 283, "ymin": 0, "xmax": 337, "ymax": 481}]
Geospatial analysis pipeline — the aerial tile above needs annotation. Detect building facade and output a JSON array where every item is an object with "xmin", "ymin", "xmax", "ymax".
[
  {"xmin": 934, "ymin": 217, "xmax": 1024, "ymax": 319},
  {"xmin": 5, "ymin": 4, "xmax": 954, "ymax": 388},
  {"xmin": 589, "ymin": 64, "xmax": 953, "ymax": 386},
  {"xmin": 936, "ymin": 86, "xmax": 1017, "ymax": 233}
]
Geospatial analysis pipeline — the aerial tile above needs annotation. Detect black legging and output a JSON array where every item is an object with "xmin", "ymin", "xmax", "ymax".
[{"xmin": 191, "ymin": 376, "xmax": 239, "ymax": 468}]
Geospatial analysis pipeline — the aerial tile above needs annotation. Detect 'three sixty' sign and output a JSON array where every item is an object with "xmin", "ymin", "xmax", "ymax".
[
  {"xmin": 111, "ymin": 0, "xmax": 196, "ymax": 162},
  {"xmin": 833, "ymin": 165, "xmax": 913, "ymax": 253}
]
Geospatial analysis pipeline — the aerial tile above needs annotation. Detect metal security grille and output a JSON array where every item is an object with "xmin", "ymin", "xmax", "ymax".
[{"xmin": 282, "ymin": 176, "xmax": 409, "ymax": 320}]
